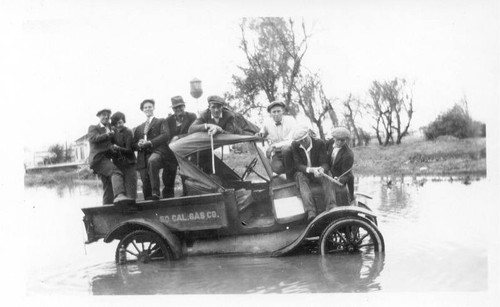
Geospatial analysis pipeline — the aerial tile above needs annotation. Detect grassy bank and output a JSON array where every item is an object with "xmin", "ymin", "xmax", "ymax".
[
  {"xmin": 352, "ymin": 136, "xmax": 486, "ymax": 176},
  {"xmin": 24, "ymin": 168, "xmax": 97, "ymax": 187},
  {"xmin": 24, "ymin": 136, "xmax": 487, "ymax": 187}
]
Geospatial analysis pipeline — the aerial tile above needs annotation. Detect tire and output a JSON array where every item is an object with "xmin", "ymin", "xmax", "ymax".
[
  {"xmin": 319, "ymin": 217, "xmax": 385, "ymax": 255},
  {"xmin": 115, "ymin": 230, "xmax": 172, "ymax": 264}
]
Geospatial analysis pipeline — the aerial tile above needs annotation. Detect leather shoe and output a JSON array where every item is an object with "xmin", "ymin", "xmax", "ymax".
[
  {"xmin": 114, "ymin": 194, "xmax": 135, "ymax": 205},
  {"xmin": 150, "ymin": 194, "xmax": 160, "ymax": 201}
]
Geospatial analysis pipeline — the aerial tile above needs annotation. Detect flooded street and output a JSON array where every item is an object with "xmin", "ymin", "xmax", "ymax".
[{"xmin": 24, "ymin": 176, "xmax": 495, "ymax": 294}]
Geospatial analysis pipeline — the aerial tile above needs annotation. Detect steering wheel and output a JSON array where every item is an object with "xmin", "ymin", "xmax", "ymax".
[{"xmin": 241, "ymin": 157, "xmax": 258, "ymax": 180}]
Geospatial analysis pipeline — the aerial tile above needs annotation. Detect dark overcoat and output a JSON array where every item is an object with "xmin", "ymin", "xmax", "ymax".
[
  {"xmin": 291, "ymin": 137, "xmax": 329, "ymax": 174},
  {"xmin": 326, "ymin": 139, "xmax": 355, "ymax": 199},
  {"xmin": 87, "ymin": 124, "xmax": 113, "ymax": 168},
  {"xmin": 188, "ymin": 109, "xmax": 239, "ymax": 134}
]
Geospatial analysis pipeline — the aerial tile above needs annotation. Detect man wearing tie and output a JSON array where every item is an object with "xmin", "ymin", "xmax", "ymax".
[
  {"xmin": 88, "ymin": 109, "xmax": 134, "ymax": 205},
  {"xmin": 133, "ymin": 99, "xmax": 170, "ymax": 200},
  {"xmin": 257, "ymin": 101, "xmax": 296, "ymax": 181}
]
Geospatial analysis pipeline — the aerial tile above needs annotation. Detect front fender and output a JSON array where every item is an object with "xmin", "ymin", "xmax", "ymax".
[
  {"xmin": 272, "ymin": 205, "xmax": 378, "ymax": 257},
  {"xmin": 104, "ymin": 218, "xmax": 183, "ymax": 259}
]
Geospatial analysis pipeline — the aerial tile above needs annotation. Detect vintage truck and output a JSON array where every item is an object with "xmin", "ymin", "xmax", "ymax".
[{"xmin": 82, "ymin": 133, "xmax": 384, "ymax": 264}]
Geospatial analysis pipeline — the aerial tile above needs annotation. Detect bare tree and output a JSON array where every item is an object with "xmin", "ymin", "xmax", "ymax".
[
  {"xmin": 367, "ymin": 78, "xmax": 414, "ymax": 145},
  {"xmin": 383, "ymin": 78, "xmax": 414, "ymax": 144},
  {"xmin": 293, "ymin": 74, "xmax": 340, "ymax": 140},
  {"xmin": 342, "ymin": 94, "xmax": 363, "ymax": 146},
  {"xmin": 228, "ymin": 17, "xmax": 311, "ymax": 116}
]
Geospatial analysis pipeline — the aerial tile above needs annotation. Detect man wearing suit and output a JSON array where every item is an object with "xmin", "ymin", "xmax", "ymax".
[
  {"xmin": 162, "ymin": 96, "xmax": 197, "ymax": 198},
  {"xmin": 88, "ymin": 109, "xmax": 134, "ymax": 205},
  {"xmin": 291, "ymin": 127, "xmax": 336, "ymax": 221},
  {"xmin": 188, "ymin": 95, "xmax": 239, "ymax": 135},
  {"xmin": 326, "ymin": 127, "xmax": 355, "ymax": 206},
  {"xmin": 133, "ymin": 99, "xmax": 170, "ymax": 200}
]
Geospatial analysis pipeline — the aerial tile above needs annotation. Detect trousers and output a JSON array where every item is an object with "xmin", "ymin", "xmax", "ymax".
[
  {"xmin": 91, "ymin": 158, "xmax": 125, "ymax": 205},
  {"xmin": 115, "ymin": 162, "xmax": 138, "ymax": 199},
  {"xmin": 295, "ymin": 172, "xmax": 336, "ymax": 216},
  {"xmin": 270, "ymin": 145, "xmax": 294, "ymax": 180},
  {"xmin": 138, "ymin": 152, "xmax": 164, "ymax": 198}
]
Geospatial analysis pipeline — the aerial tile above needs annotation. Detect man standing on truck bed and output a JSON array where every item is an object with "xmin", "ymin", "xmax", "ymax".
[
  {"xmin": 133, "ymin": 99, "xmax": 170, "ymax": 200},
  {"xmin": 162, "ymin": 96, "xmax": 197, "ymax": 198},
  {"xmin": 88, "ymin": 109, "xmax": 135, "ymax": 206}
]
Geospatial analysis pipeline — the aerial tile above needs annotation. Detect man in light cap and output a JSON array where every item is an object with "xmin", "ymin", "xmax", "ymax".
[
  {"xmin": 88, "ymin": 109, "xmax": 134, "ymax": 205},
  {"xmin": 291, "ymin": 127, "xmax": 336, "ymax": 221},
  {"xmin": 188, "ymin": 95, "xmax": 239, "ymax": 135},
  {"xmin": 256, "ymin": 100, "xmax": 296, "ymax": 181},
  {"xmin": 162, "ymin": 96, "xmax": 197, "ymax": 197},
  {"xmin": 326, "ymin": 127, "xmax": 355, "ymax": 205}
]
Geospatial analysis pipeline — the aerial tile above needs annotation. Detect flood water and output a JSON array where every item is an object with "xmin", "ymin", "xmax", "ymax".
[{"xmin": 24, "ymin": 176, "xmax": 496, "ymax": 295}]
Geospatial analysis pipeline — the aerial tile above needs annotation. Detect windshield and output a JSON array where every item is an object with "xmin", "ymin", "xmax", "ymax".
[{"xmin": 212, "ymin": 141, "xmax": 270, "ymax": 182}]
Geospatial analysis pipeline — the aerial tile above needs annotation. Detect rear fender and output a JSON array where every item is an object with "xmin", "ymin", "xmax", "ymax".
[{"xmin": 104, "ymin": 218, "xmax": 183, "ymax": 259}]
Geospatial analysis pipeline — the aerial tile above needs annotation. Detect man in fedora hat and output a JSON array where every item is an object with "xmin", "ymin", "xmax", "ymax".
[
  {"xmin": 88, "ymin": 108, "xmax": 134, "ymax": 205},
  {"xmin": 162, "ymin": 96, "xmax": 197, "ymax": 197},
  {"xmin": 132, "ymin": 99, "xmax": 170, "ymax": 200},
  {"xmin": 188, "ymin": 95, "xmax": 239, "ymax": 135},
  {"xmin": 291, "ymin": 127, "xmax": 336, "ymax": 221},
  {"xmin": 256, "ymin": 100, "xmax": 297, "ymax": 181}
]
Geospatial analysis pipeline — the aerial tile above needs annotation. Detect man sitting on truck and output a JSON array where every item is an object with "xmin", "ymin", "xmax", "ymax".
[
  {"xmin": 188, "ymin": 95, "xmax": 240, "ymax": 174},
  {"xmin": 188, "ymin": 95, "xmax": 240, "ymax": 135},
  {"xmin": 291, "ymin": 127, "xmax": 336, "ymax": 222},
  {"xmin": 88, "ymin": 109, "xmax": 135, "ymax": 206},
  {"xmin": 256, "ymin": 100, "xmax": 296, "ymax": 181}
]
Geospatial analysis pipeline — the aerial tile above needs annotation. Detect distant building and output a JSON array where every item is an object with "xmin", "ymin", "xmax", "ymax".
[{"xmin": 73, "ymin": 134, "xmax": 89, "ymax": 164}]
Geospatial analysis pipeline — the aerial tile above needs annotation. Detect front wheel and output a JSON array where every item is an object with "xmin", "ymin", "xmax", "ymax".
[
  {"xmin": 115, "ymin": 230, "xmax": 172, "ymax": 264},
  {"xmin": 319, "ymin": 217, "xmax": 385, "ymax": 255}
]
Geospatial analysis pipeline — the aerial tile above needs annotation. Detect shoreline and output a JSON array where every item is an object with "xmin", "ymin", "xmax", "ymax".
[{"xmin": 24, "ymin": 136, "xmax": 486, "ymax": 187}]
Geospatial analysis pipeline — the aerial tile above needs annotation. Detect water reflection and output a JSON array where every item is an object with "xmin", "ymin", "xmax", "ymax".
[
  {"xmin": 89, "ymin": 253, "xmax": 385, "ymax": 294},
  {"xmin": 25, "ymin": 175, "xmax": 491, "ymax": 294}
]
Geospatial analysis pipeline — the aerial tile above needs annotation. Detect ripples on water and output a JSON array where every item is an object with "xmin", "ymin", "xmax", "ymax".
[{"xmin": 24, "ymin": 176, "xmax": 492, "ymax": 294}]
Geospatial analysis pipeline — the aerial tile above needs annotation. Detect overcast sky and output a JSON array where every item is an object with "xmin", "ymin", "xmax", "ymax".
[{"xmin": 4, "ymin": 0, "xmax": 498, "ymax": 150}]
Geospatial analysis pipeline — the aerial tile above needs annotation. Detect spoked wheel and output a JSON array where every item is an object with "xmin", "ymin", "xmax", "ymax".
[
  {"xmin": 115, "ymin": 230, "xmax": 172, "ymax": 264},
  {"xmin": 319, "ymin": 217, "xmax": 384, "ymax": 255}
]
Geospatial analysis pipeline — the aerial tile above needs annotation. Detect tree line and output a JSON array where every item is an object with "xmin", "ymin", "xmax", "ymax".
[{"xmin": 225, "ymin": 17, "xmax": 483, "ymax": 146}]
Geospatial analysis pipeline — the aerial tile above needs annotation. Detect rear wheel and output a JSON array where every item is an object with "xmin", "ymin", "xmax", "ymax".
[
  {"xmin": 319, "ymin": 217, "xmax": 384, "ymax": 255},
  {"xmin": 115, "ymin": 230, "xmax": 172, "ymax": 264}
]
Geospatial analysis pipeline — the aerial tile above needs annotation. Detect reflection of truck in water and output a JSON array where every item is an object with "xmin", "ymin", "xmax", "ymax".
[{"xmin": 81, "ymin": 133, "xmax": 384, "ymax": 264}]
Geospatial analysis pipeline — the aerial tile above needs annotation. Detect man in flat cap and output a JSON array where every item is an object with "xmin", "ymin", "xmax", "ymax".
[
  {"xmin": 188, "ymin": 95, "xmax": 239, "ymax": 135},
  {"xmin": 291, "ymin": 127, "xmax": 336, "ymax": 221},
  {"xmin": 162, "ymin": 96, "xmax": 197, "ymax": 198},
  {"xmin": 257, "ymin": 100, "xmax": 296, "ymax": 181},
  {"xmin": 88, "ymin": 109, "xmax": 134, "ymax": 205},
  {"xmin": 132, "ymin": 99, "xmax": 170, "ymax": 200},
  {"xmin": 326, "ymin": 127, "xmax": 355, "ymax": 206},
  {"xmin": 188, "ymin": 95, "xmax": 240, "ymax": 174}
]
